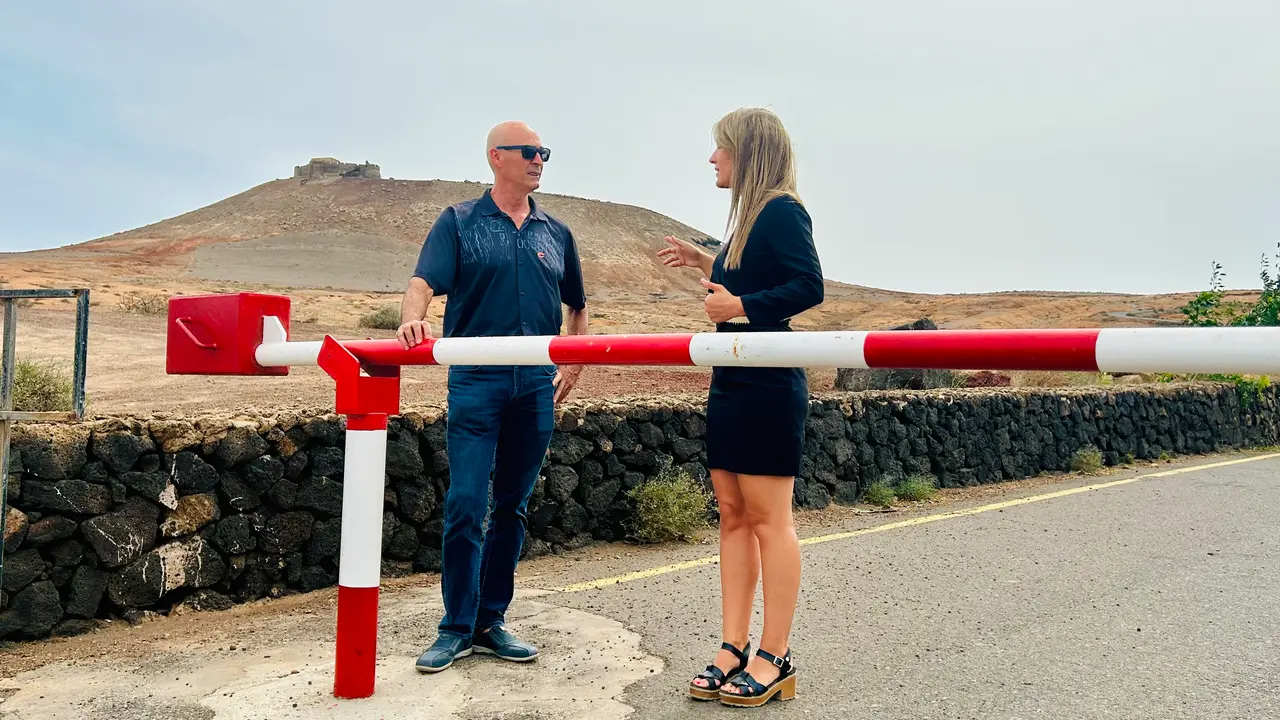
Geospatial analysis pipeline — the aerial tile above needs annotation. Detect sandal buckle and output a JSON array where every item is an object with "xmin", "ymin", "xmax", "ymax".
[{"xmin": 771, "ymin": 654, "xmax": 784, "ymax": 667}]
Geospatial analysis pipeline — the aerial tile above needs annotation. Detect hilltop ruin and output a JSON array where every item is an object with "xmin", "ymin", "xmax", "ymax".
[{"xmin": 293, "ymin": 157, "xmax": 381, "ymax": 181}]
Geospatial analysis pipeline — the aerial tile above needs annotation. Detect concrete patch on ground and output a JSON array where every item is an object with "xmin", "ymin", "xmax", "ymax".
[{"xmin": 0, "ymin": 587, "xmax": 663, "ymax": 720}]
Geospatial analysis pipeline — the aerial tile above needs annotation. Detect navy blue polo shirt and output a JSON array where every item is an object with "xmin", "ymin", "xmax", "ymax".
[{"xmin": 412, "ymin": 189, "xmax": 587, "ymax": 338}]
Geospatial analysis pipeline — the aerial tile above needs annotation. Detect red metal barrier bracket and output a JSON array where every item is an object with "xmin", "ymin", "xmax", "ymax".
[{"xmin": 317, "ymin": 335, "xmax": 401, "ymax": 416}]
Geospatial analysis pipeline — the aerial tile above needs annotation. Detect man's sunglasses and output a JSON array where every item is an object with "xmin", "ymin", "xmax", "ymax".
[{"xmin": 495, "ymin": 144, "xmax": 551, "ymax": 162}]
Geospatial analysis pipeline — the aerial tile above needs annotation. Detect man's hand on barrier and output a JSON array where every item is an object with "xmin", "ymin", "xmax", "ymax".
[
  {"xmin": 553, "ymin": 364, "xmax": 582, "ymax": 404},
  {"xmin": 397, "ymin": 320, "xmax": 433, "ymax": 350},
  {"xmin": 700, "ymin": 278, "xmax": 745, "ymax": 323}
]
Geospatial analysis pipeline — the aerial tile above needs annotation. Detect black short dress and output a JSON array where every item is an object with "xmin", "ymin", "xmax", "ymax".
[{"xmin": 704, "ymin": 195, "xmax": 824, "ymax": 478}]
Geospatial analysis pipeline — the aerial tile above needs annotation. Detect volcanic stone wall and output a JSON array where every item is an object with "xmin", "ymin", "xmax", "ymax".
[{"xmin": 2, "ymin": 384, "xmax": 1275, "ymax": 642}]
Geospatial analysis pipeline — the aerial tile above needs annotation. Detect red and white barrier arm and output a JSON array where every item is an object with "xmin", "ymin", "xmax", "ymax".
[{"xmin": 256, "ymin": 317, "xmax": 1280, "ymax": 375}]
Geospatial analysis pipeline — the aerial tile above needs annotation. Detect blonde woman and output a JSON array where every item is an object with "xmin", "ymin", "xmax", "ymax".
[{"xmin": 658, "ymin": 107, "xmax": 823, "ymax": 708}]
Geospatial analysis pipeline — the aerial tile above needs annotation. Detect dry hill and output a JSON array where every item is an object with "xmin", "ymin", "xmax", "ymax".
[
  {"xmin": 5, "ymin": 159, "xmax": 1240, "ymax": 332},
  {"xmin": 56, "ymin": 172, "xmax": 735, "ymax": 300},
  {"xmin": 0, "ymin": 159, "xmax": 1260, "ymax": 413}
]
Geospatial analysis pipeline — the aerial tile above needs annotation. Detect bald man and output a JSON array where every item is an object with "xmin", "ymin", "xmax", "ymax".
[{"xmin": 400, "ymin": 121, "xmax": 589, "ymax": 674}]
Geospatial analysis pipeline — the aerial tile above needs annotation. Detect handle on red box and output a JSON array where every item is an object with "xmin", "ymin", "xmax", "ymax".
[{"xmin": 176, "ymin": 317, "xmax": 218, "ymax": 350}]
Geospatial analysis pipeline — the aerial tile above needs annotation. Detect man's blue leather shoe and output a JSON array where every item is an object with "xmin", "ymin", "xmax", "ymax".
[
  {"xmin": 473, "ymin": 626, "xmax": 539, "ymax": 662},
  {"xmin": 415, "ymin": 634, "xmax": 473, "ymax": 673}
]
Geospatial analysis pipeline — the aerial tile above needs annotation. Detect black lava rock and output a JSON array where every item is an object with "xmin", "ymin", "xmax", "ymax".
[
  {"xmin": 0, "ymin": 580, "xmax": 63, "ymax": 640},
  {"xmin": 413, "ymin": 546, "xmax": 442, "ymax": 573},
  {"xmin": 213, "ymin": 426, "xmax": 270, "ymax": 469},
  {"xmin": 119, "ymin": 471, "xmax": 169, "ymax": 504},
  {"xmin": 397, "ymin": 481, "xmax": 436, "ymax": 525},
  {"xmin": 65, "ymin": 566, "xmax": 109, "ymax": 618},
  {"xmin": 218, "ymin": 470, "xmax": 262, "ymax": 513},
  {"xmin": 80, "ymin": 497, "xmax": 159, "ymax": 568},
  {"xmin": 170, "ymin": 452, "xmax": 219, "ymax": 494},
  {"xmin": 385, "ymin": 432, "xmax": 425, "ymax": 480},
  {"xmin": 259, "ymin": 512, "xmax": 315, "ymax": 555},
  {"xmin": 213, "ymin": 514, "xmax": 258, "ymax": 556},
  {"xmin": 309, "ymin": 447, "xmax": 345, "ymax": 478},
  {"xmin": 266, "ymin": 479, "xmax": 299, "ymax": 510},
  {"xmin": 550, "ymin": 432, "xmax": 594, "ymax": 465},
  {"xmin": 547, "ymin": 466, "xmax": 579, "ymax": 503},
  {"xmin": 295, "ymin": 476, "xmax": 344, "ymax": 517},
  {"xmin": 242, "ymin": 456, "xmax": 285, "ymax": 493},
  {"xmin": 22, "ymin": 515, "xmax": 78, "ymax": 547},
  {"xmin": 22, "ymin": 479, "xmax": 110, "ymax": 515},
  {"xmin": 92, "ymin": 431, "xmax": 155, "ymax": 474},
  {"xmin": 305, "ymin": 518, "xmax": 342, "ymax": 566},
  {"xmin": 50, "ymin": 539, "xmax": 86, "ymax": 568},
  {"xmin": 2, "ymin": 549, "xmax": 46, "ymax": 592}
]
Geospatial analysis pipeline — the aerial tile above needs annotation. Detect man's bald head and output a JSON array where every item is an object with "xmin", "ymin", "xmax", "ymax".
[
  {"xmin": 486, "ymin": 120, "xmax": 545, "ymax": 195},
  {"xmin": 486, "ymin": 121, "xmax": 539, "ymax": 155}
]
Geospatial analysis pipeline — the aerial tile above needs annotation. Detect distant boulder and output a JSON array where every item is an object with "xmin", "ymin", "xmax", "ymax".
[{"xmin": 835, "ymin": 318, "xmax": 956, "ymax": 391}]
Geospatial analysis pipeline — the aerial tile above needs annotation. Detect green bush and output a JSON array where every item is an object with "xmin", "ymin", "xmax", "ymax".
[
  {"xmin": 895, "ymin": 474, "xmax": 939, "ymax": 502},
  {"xmin": 357, "ymin": 304, "xmax": 402, "ymax": 331},
  {"xmin": 12, "ymin": 358, "xmax": 73, "ymax": 412},
  {"xmin": 862, "ymin": 481, "xmax": 896, "ymax": 508},
  {"xmin": 1070, "ymin": 446, "xmax": 1104, "ymax": 474},
  {"xmin": 627, "ymin": 468, "xmax": 711, "ymax": 544},
  {"xmin": 1176, "ymin": 252, "xmax": 1277, "ymax": 406},
  {"xmin": 1180, "ymin": 247, "xmax": 1280, "ymax": 328}
]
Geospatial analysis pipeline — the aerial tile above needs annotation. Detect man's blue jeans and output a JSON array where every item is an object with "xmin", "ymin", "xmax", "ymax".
[{"xmin": 438, "ymin": 364, "xmax": 556, "ymax": 639}]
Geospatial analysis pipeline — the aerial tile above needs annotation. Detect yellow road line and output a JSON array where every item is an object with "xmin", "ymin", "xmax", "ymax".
[{"xmin": 556, "ymin": 452, "xmax": 1280, "ymax": 593}]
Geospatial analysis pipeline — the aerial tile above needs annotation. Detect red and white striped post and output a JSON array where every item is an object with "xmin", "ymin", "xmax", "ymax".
[
  {"xmin": 315, "ymin": 335, "xmax": 400, "ymax": 698},
  {"xmin": 164, "ymin": 293, "xmax": 1280, "ymax": 700},
  {"xmin": 332, "ymin": 412, "xmax": 388, "ymax": 698}
]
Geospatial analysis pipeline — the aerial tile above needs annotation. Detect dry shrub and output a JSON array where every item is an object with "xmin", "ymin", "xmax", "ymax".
[
  {"xmin": 12, "ymin": 358, "xmax": 73, "ymax": 412},
  {"xmin": 627, "ymin": 467, "xmax": 711, "ymax": 544},
  {"xmin": 1013, "ymin": 371, "xmax": 1112, "ymax": 388},
  {"xmin": 863, "ymin": 481, "xmax": 896, "ymax": 508},
  {"xmin": 895, "ymin": 474, "xmax": 939, "ymax": 501},
  {"xmin": 118, "ymin": 291, "xmax": 168, "ymax": 315},
  {"xmin": 358, "ymin": 304, "xmax": 401, "ymax": 331},
  {"xmin": 1070, "ymin": 446, "xmax": 1104, "ymax": 474}
]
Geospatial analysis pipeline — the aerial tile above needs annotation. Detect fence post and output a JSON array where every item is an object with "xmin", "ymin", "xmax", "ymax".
[{"xmin": 0, "ymin": 298, "xmax": 15, "ymax": 596}]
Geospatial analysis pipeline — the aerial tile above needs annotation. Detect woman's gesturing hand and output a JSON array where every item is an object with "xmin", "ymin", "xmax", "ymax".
[{"xmin": 657, "ymin": 236, "xmax": 709, "ymax": 273}]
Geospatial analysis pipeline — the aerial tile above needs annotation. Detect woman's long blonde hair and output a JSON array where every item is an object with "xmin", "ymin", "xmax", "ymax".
[{"xmin": 713, "ymin": 107, "xmax": 800, "ymax": 269}]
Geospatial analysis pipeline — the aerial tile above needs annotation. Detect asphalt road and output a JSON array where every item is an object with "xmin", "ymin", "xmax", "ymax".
[
  {"xmin": 559, "ymin": 455, "xmax": 1280, "ymax": 719},
  {"xmin": 2, "ymin": 454, "xmax": 1277, "ymax": 719}
]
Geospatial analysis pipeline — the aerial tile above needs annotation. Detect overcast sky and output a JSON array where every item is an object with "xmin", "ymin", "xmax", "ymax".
[{"xmin": 1, "ymin": 1, "xmax": 1276, "ymax": 294}]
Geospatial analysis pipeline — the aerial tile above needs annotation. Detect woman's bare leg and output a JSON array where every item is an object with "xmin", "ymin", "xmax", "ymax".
[
  {"xmin": 722, "ymin": 473, "xmax": 800, "ymax": 693},
  {"xmin": 691, "ymin": 469, "xmax": 760, "ymax": 688}
]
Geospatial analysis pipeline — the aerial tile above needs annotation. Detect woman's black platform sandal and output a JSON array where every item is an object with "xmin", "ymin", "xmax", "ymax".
[
  {"xmin": 688, "ymin": 640, "xmax": 751, "ymax": 701},
  {"xmin": 719, "ymin": 648, "xmax": 796, "ymax": 708}
]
